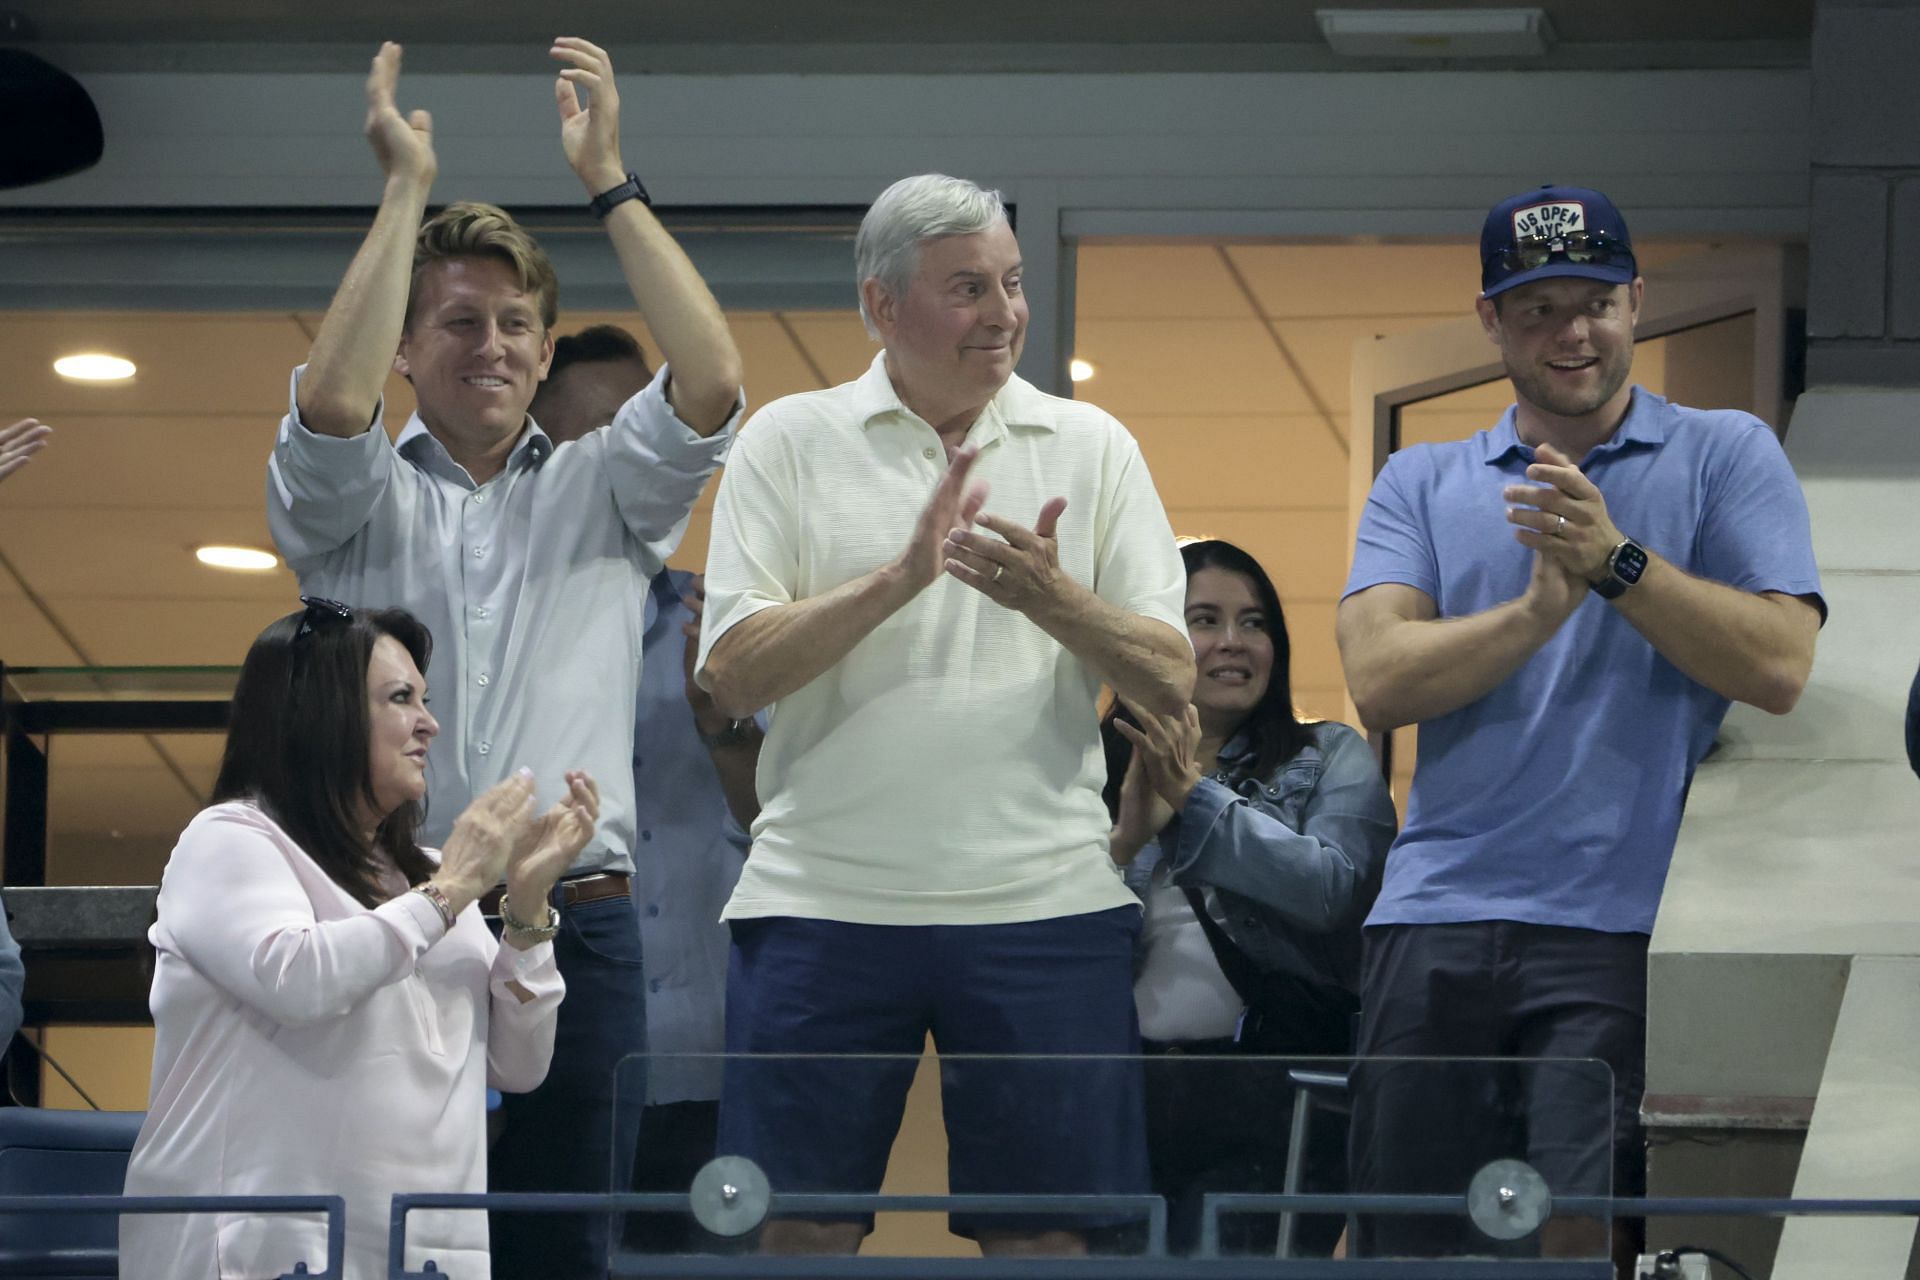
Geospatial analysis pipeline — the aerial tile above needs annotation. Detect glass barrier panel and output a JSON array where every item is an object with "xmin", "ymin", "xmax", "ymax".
[{"xmin": 530, "ymin": 1052, "xmax": 1622, "ymax": 1272}]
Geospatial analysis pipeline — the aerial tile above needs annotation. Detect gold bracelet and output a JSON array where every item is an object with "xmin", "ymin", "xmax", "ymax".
[{"xmin": 498, "ymin": 892, "xmax": 560, "ymax": 943}]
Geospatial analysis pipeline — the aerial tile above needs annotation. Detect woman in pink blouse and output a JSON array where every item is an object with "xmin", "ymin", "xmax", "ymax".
[{"xmin": 122, "ymin": 598, "xmax": 597, "ymax": 1280}]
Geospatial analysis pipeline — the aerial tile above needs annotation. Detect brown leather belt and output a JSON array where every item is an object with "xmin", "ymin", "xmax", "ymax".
[{"xmin": 479, "ymin": 871, "xmax": 630, "ymax": 917}]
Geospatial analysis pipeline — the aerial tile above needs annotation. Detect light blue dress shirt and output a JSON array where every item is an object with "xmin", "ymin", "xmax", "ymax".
[
  {"xmin": 267, "ymin": 364, "xmax": 739, "ymax": 874},
  {"xmin": 634, "ymin": 569, "xmax": 752, "ymax": 1103}
]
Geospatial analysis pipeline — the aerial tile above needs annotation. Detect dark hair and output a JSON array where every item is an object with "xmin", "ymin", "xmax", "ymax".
[
  {"xmin": 1102, "ymin": 539, "xmax": 1311, "ymax": 814},
  {"xmin": 211, "ymin": 605, "xmax": 437, "ymax": 907},
  {"xmin": 549, "ymin": 324, "xmax": 652, "ymax": 382}
]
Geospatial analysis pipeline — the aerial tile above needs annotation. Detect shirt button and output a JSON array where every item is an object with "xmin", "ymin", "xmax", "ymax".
[
  {"xmin": 476, "ymin": 606, "xmax": 490, "ymax": 619},
  {"xmin": 646, "ymin": 904, "xmax": 660, "ymax": 918},
  {"xmin": 922, "ymin": 446, "xmax": 937, "ymax": 459},
  {"xmin": 648, "ymin": 979, "xmax": 661, "ymax": 994},
  {"xmin": 474, "ymin": 492, "xmax": 487, "ymax": 504},
  {"xmin": 472, "ymin": 546, "xmax": 484, "ymax": 559},
  {"xmin": 477, "ymin": 742, "xmax": 491, "ymax": 756},
  {"xmin": 640, "ymin": 829, "xmax": 653, "ymax": 842},
  {"xmin": 477, "ymin": 673, "xmax": 490, "ymax": 687}
]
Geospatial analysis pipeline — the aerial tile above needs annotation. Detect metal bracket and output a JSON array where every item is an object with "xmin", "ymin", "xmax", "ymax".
[
  {"xmin": 1467, "ymin": 1158, "xmax": 1552, "ymax": 1241},
  {"xmin": 690, "ymin": 1154, "xmax": 771, "ymax": 1238}
]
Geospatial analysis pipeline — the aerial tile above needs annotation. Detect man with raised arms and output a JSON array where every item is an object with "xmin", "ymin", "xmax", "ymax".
[{"xmin": 266, "ymin": 40, "xmax": 743, "ymax": 1278}]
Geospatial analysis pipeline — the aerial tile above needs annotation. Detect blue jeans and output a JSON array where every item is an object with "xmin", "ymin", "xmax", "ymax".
[{"xmin": 489, "ymin": 891, "xmax": 649, "ymax": 1279}]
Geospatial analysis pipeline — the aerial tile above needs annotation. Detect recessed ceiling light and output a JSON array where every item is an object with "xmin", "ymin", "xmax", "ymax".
[
  {"xmin": 195, "ymin": 545, "xmax": 278, "ymax": 572},
  {"xmin": 53, "ymin": 353, "xmax": 136, "ymax": 382},
  {"xmin": 1070, "ymin": 358, "xmax": 1097, "ymax": 383}
]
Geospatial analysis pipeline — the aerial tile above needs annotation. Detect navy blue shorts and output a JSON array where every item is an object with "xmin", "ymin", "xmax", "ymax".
[
  {"xmin": 1348, "ymin": 921, "xmax": 1648, "ymax": 1258},
  {"xmin": 715, "ymin": 908, "xmax": 1149, "ymax": 1238}
]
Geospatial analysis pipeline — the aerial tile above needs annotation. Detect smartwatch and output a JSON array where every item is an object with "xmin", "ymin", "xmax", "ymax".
[
  {"xmin": 1592, "ymin": 537, "xmax": 1649, "ymax": 599},
  {"xmin": 588, "ymin": 172, "xmax": 652, "ymax": 219}
]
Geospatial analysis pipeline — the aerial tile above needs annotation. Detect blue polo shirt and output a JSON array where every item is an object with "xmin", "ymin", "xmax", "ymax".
[{"xmin": 1343, "ymin": 387, "xmax": 1824, "ymax": 934}]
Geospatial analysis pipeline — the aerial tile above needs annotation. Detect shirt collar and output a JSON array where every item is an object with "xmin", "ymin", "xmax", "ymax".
[
  {"xmin": 1218, "ymin": 729, "xmax": 1255, "ymax": 764},
  {"xmin": 1478, "ymin": 385, "xmax": 1671, "ymax": 466},
  {"xmin": 851, "ymin": 351, "xmax": 1059, "ymax": 446},
  {"xmin": 395, "ymin": 413, "xmax": 552, "ymax": 485}
]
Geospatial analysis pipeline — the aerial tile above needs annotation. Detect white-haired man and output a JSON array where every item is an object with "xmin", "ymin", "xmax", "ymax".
[{"xmin": 698, "ymin": 174, "xmax": 1193, "ymax": 1257}]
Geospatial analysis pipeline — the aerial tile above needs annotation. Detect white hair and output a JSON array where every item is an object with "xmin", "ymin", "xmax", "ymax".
[{"xmin": 854, "ymin": 174, "xmax": 1009, "ymax": 337}]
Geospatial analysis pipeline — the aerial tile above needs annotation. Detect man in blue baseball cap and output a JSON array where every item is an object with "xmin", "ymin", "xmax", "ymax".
[{"xmin": 1337, "ymin": 184, "xmax": 1826, "ymax": 1274}]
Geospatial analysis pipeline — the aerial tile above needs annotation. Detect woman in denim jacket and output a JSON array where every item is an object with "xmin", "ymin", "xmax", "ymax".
[{"xmin": 1103, "ymin": 538, "xmax": 1396, "ymax": 1256}]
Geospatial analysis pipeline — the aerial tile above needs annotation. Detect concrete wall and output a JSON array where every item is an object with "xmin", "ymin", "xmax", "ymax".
[{"xmin": 1806, "ymin": 0, "xmax": 1920, "ymax": 384}]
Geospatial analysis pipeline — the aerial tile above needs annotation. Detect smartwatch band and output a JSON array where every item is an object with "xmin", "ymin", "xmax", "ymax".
[{"xmin": 588, "ymin": 172, "xmax": 652, "ymax": 219}]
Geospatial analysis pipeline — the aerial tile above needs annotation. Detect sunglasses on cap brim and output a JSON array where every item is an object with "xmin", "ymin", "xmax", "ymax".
[{"xmin": 1486, "ymin": 230, "xmax": 1634, "ymax": 276}]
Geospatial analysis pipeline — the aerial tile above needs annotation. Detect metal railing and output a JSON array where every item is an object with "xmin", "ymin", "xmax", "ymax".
[
  {"xmin": 0, "ymin": 1193, "xmax": 345, "ymax": 1279},
  {"xmin": 0, "ymin": 1185, "xmax": 1912, "ymax": 1278},
  {"xmin": 374, "ymin": 1187, "xmax": 1920, "ymax": 1279}
]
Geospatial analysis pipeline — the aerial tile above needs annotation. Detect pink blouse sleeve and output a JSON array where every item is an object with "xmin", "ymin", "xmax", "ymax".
[
  {"xmin": 156, "ymin": 810, "xmax": 444, "ymax": 1028},
  {"xmin": 484, "ymin": 938, "xmax": 564, "ymax": 1092}
]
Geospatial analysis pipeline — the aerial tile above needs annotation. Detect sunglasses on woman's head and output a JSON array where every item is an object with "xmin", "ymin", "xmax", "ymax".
[{"xmin": 294, "ymin": 595, "xmax": 353, "ymax": 641}]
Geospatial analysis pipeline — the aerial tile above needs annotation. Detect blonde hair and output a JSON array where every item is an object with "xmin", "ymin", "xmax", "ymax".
[{"xmin": 407, "ymin": 201, "xmax": 559, "ymax": 330}]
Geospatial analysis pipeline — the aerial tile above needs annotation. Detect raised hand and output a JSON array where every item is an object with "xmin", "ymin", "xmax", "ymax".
[
  {"xmin": 0, "ymin": 419, "xmax": 51, "ymax": 485},
  {"xmin": 943, "ymin": 495, "xmax": 1068, "ymax": 615},
  {"xmin": 433, "ymin": 770, "xmax": 537, "ymax": 912},
  {"xmin": 1114, "ymin": 699, "xmax": 1205, "ymax": 811},
  {"xmin": 1506, "ymin": 440, "xmax": 1625, "ymax": 583},
  {"xmin": 506, "ymin": 771, "xmax": 600, "ymax": 912},
  {"xmin": 551, "ymin": 37, "xmax": 625, "ymax": 192},
  {"xmin": 894, "ymin": 445, "xmax": 988, "ymax": 593},
  {"xmin": 1507, "ymin": 441, "xmax": 1604, "ymax": 621},
  {"xmin": 363, "ymin": 42, "xmax": 436, "ymax": 184},
  {"xmin": 1109, "ymin": 739, "xmax": 1174, "ymax": 866}
]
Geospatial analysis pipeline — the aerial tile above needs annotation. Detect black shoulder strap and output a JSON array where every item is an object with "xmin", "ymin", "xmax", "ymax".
[{"xmin": 1181, "ymin": 884, "xmax": 1265, "ymax": 1009}]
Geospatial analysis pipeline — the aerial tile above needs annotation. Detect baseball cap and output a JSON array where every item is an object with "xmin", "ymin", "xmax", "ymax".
[{"xmin": 1480, "ymin": 184, "xmax": 1638, "ymax": 298}]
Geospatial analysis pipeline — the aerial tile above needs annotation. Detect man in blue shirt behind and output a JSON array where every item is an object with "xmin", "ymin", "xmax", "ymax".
[
  {"xmin": 530, "ymin": 326, "xmax": 763, "ymax": 1256},
  {"xmin": 1337, "ymin": 185, "xmax": 1825, "ymax": 1274}
]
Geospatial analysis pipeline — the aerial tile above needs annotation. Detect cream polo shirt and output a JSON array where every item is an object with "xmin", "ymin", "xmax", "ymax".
[{"xmin": 699, "ymin": 352, "xmax": 1188, "ymax": 926}]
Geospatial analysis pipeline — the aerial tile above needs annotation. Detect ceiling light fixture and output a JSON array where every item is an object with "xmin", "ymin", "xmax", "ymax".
[
  {"xmin": 1315, "ymin": 8, "xmax": 1556, "ymax": 58},
  {"xmin": 195, "ymin": 546, "xmax": 279, "ymax": 572},
  {"xmin": 1069, "ymin": 359, "xmax": 1097, "ymax": 383},
  {"xmin": 53, "ymin": 353, "xmax": 136, "ymax": 382}
]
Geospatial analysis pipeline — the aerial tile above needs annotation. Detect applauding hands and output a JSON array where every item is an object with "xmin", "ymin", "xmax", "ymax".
[
  {"xmin": 552, "ymin": 37, "xmax": 627, "ymax": 194},
  {"xmin": 364, "ymin": 43, "xmax": 436, "ymax": 185},
  {"xmin": 425, "ymin": 768, "xmax": 600, "ymax": 932},
  {"xmin": 0, "ymin": 419, "xmax": 51, "ymax": 486},
  {"xmin": 358, "ymin": 35, "xmax": 627, "ymax": 194},
  {"xmin": 506, "ymin": 770, "xmax": 601, "ymax": 920}
]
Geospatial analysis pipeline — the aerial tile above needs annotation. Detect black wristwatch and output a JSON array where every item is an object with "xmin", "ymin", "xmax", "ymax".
[
  {"xmin": 698, "ymin": 719, "xmax": 757, "ymax": 751},
  {"xmin": 1591, "ymin": 537, "xmax": 1649, "ymax": 599},
  {"xmin": 588, "ymin": 171, "xmax": 652, "ymax": 219}
]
